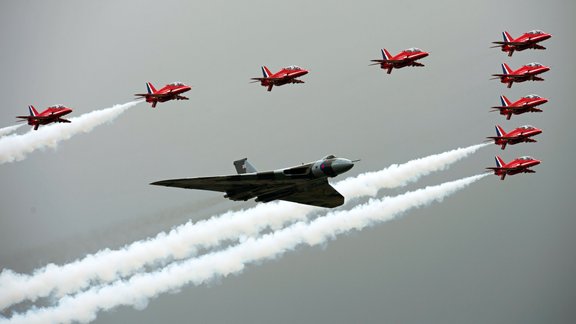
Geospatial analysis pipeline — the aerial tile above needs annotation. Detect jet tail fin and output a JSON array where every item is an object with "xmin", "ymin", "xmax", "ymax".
[
  {"xmin": 234, "ymin": 158, "xmax": 257, "ymax": 174},
  {"xmin": 495, "ymin": 125, "xmax": 506, "ymax": 137},
  {"xmin": 261, "ymin": 66, "xmax": 272, "ymax": 78},
  {"xmin": 381, "ymin": 48, "xmax": 392, "ymax": 61},
  {"xmin": 28, "ymin": 105, "xmax": 39, "ymax": 117},
  {"xmin": 501, "ymin": 63, "xmax": 512, "ymax": 75},
  {"xmin": 502, "ymin": 31, "xmax": 513, "ymax": 43},
  {"xmin": 500, "ymin": 95, "xmax": 512, "ymax": 107},
  {"xmin": 495, "ymin": 156, "xmax": 505, "ymax": 168},
  {"xmin": 146, "ymin": 82, "xmax": 157, "ymax": 94}
]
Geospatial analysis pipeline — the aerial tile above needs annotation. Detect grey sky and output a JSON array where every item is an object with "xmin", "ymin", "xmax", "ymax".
[{"xmin": 1, "ymin": 0, "xmax": 575, "ymax": 323}]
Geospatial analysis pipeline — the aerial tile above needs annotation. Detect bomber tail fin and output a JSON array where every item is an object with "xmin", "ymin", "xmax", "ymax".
[
  {"xmin": 146, "ymin": 82, "xmax": 157, "ymax": 94},
  {"xmin": 234, "ymin": 158, "xmax": 258, "ymax": 174}
]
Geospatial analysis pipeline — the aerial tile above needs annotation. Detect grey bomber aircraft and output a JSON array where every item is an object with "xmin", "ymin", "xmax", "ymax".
[{"xmin": 151, "ymin": 155, "xmax": 356, "ymax": 208}]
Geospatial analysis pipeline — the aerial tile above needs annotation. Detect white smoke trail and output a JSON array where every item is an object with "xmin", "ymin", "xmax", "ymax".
[
  {"xmin": 0, "ymin": 101, "xmax": 142, "ymax": 164},
  {"xmin": 0, "ymin": 143, "xmax": 487, "ymax": 309},
  {"xmin": 3, "ymin": 174, "xmax": 488, "ymax": 324},
  {"xmin": 0, "ymin": 124, "xmax": 23, "ymax": 137},
  {"xmin": 335, "ymin": 143, "xmax": 489, "ymax": 197}
]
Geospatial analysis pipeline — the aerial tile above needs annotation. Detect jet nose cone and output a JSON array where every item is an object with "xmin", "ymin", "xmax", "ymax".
[{"xmin": 331, "ymin": 158, "xmax": 354, "ymax": 175}]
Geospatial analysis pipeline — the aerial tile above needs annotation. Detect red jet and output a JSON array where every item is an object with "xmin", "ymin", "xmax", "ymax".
[
  {"xmin": 491, "ymin": 94, "xmax": 548, "ymax": 120},
  {"xmin": 16, "ymin": 105, "xmax": 73, "ymax": 131},
  {"xmin": 491, "ymin": 63, "xmax": 550, "ymax": 88},
  {"xmin": 487, "ymin": 125, "xmax": 542, "ymax": 150},
  {"xmin": 251, "ymin": 65, "xmax": 308, "ymax": 92},
  {"xmin": 370, "ymin": 48, "xmax": 429, "ymax": 74},
  {"xmin": 135, "ymin": 82, "xmax": 191, "ymax": 108},
  {"xmin": 486, "ymin": 156, "xmax": 541, "ymax": 180},
  {"xmin": 492, "ymin": 30, "xmax": 552, "ymax": 57}
]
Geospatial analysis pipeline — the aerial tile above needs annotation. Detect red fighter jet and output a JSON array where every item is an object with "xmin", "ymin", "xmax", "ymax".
[
  {"xmin": 491, "ymin": 63, "xmax": 550, "ymax": 88},
  {"xmin": 16, "ymin": 105, "xmax": 73, "ymax": 131},
  {"xmin": 487, "ymin": 125, "xmax": 542, "ymax": 150},
  {"xmin": 491, "ymin": 94, "xmax": 548, "ymax": 120},
  {"xmin": 370, "ymin": 48, "xmax": 429, "ymax": 74},
  {"xmin": 486, "ymin": 156, "xmax": 541, "ymax": 180},
  {"xmin": 135, "ymin": 82, "xmax": 191, "ymax": 108},
  {"xmin": 492, "ymin": 30, "xmax": 552, "ymax": 57},
  {"xmin": 251, "ymin": 65, "xmax": 308, "ymax": 92}
]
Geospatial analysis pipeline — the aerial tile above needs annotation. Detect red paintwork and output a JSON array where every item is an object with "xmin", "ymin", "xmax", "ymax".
[
  {"xmin": 487, "ymin": 125, "xmax": 542, "ymax": 150},
  {"xmin": 16, "ymin": 105, "xmax": 73, "ymax": 131},
  {"xmin": 492, "ymin": 30, "xmax": 552, "ymax": 57},
  {"xmin": 251, "ymin": 65, "xmax": 309, "ymax": 92},
  {"xmin": 135, "ymin": 82, "xmax": 191, "ymax": 108},
  {"xmin": 486, "ymin": 156, "xmax": 541, "ymax": 180},
  {"xmin": 491, "ymin": 94, "xmax": 548, "ymax": 120},
  {"xmin": 370, "ymin": 48, "xmax": 429, "ymax": 74},
  {"xmin": 491, "ymin": 63, "xmax": 550, "ymax": 88}
]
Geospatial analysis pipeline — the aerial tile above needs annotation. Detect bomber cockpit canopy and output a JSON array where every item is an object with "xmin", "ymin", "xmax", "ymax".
[
  {"xmin": 527, "ymin": 30, "xmax": 544, "ymax": 35},
  {"xmin": 525, "ymin": 62, "xmax": 542, "ymax": 67},
  {"xmin": 323, "ymin": 154, "xmax": 336, "ymax": 160},
  {"xmin": 406, "ymin": 47, "xmax": 422, "ymax": 53},
  {"xmin": 524, "ymin": 94, "xmax": 541, "ymax": 99},
  {"xmin": 284, "ymin": 65, "xmax": 302, "ymax": 71},
  {"xmin": 168, "ymin": 82, "xmax": 185, "ymax": 86}
]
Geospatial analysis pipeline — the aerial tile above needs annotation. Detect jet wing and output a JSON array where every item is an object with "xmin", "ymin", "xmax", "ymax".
[
  {"xmin": 15, "ymin": 115, "xmax": 55, "ymax": 121},
  {"xmin": 135, "ymin": 92, "xmax": 174, "ymax": 98},
  {"xmin": 492, "ymin": 41, "xmax": 535, "ymax": 46},
  {"xmin": 279, "ymin": 181, "xmax": 344, "ymax": 208},
  {"xmin": 491, "ymin": 74, "xmax": 526, "ymax": 79},
  {"xmin": 486, "ymin": 166, "xmax": 524, "ymax": 172},
  {"xmin": 486, "ymin": 136, "xmax": 524, "ymax": 140}
]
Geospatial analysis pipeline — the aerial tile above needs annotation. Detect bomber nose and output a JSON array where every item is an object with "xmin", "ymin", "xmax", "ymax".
[{"xmin": 331, "ymin": 159, "xmax": 354, "ymax": 175}]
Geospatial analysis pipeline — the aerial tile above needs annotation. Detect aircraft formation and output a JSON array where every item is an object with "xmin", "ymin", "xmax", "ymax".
[
  {"xmin": 6, "ymin": 29, "xmax": 550, "ymax": 205},
  {"xmin": 486, "ymin": 29, "xmax": 552, "ymax": 180}
]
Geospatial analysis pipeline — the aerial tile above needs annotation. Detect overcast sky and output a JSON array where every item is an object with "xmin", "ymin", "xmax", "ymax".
[{"xmin": 1, "ymin": 0, "xmax": 575, "ymax": 323}]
